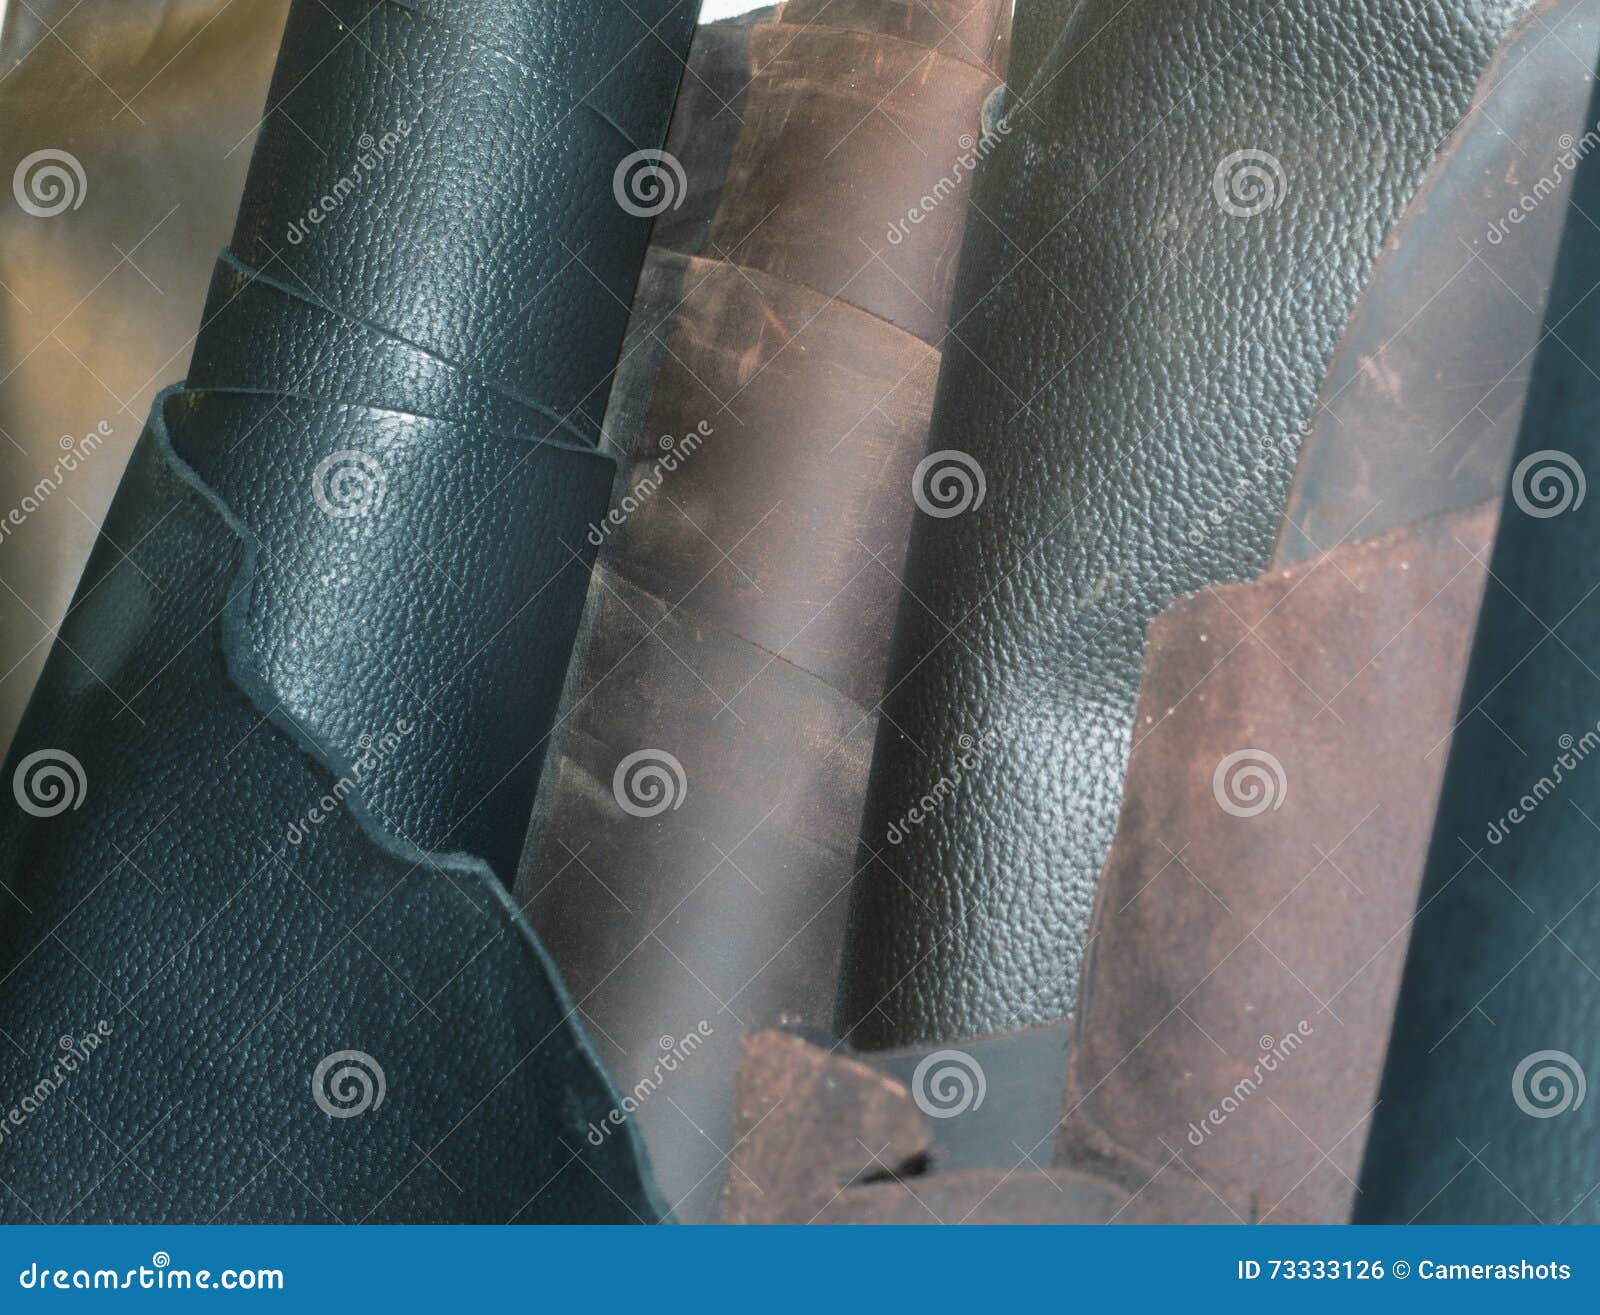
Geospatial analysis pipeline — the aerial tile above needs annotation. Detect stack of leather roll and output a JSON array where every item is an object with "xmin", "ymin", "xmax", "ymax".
[
  {"xmin": 9, "ymin": 0, "xmax": 1600, "ymax": 1229},
  {"xmin": 715, "ymin": 0, "xmax": 1600, "ymax": 1226}
]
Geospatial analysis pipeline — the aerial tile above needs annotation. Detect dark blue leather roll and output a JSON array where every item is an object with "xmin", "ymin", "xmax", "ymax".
[{"xmin": 0, "ymin": 0, "xmax": 697, "ymax": 1223}]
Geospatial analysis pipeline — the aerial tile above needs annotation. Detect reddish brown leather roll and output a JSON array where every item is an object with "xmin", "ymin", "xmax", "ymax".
[
  {"xmin": 707, "ymin": 9, "xmax": 1006, "ymax": 340},
  {"xmin": 518, "ymin": 0, "xmax": 1010, "ymax": 1221}
]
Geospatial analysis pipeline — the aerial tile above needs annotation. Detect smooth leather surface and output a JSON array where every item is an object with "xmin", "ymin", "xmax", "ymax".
[
  {"xmin": 1003, "ymin": 0, "xmax": 1077, "ymax": 103},
  {"xmin": 1062, "ymin": 505, "xmax": 1495, "ymax": 1223},
  {"xmin": 0, "ymin": 0, "xmax": 291, "ymax": 758},
  {"xmin": 704, "ymin": 12, "xmax": 1006, "ymax": 341},
  {"xmin": 521, "ymin": 0, "xmax": 1006, "ymax": 1222},
  {"xmin": 836, "ymin": 0, "xmax": 1540, "ymax": 1049},
  {"xmin": 0, "ymin": 0, "xmax": 695, "ymax": 1222},
  {"xmin": 1357, "ymin": 55, "xmax": 1600, "ymax": 1224}
]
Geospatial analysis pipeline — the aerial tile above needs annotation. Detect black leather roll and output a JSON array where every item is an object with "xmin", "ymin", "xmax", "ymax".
[
  {"xmin": 1357, "ymin": 56, "xmax": 1600, "ymax": 1225},
  {"xmin": 835, "ymin": 0, "xmax": 1539, "ymax": 1049},
  {"xmin": 0, "ymin": 0, "xmax": 696, "ymax": 1223},
  {"xmin": 1003, "ymin": 0, "xmax": 1077, "ymax": 102},
  {"xmin": 234, "ymin": 0, "xmax": 690, "ymax": 443}
]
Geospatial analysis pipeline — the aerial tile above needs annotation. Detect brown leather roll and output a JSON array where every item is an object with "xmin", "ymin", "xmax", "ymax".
[
  {"xmin": 517, "ymin": 0, "xmax": 1010, "ymax": 1221},
  {"xmin": 707, "ymin": 9, "xmax": 1006, "ymax": 340}
]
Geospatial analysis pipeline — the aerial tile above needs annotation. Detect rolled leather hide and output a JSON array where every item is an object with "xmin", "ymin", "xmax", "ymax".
[
  {"xmin": 1004, "ymin": 0, "xmax": 1078, "ymax": 102},
  {"xmin": 835, "ymin": 0, "xmax": 1543, "ymax": 1049},
  {"xmin": 0, "ymin": 0, "xmax": 696, "ymax": 1223},
  {"xmin": 1055, "ymin": 0, "xmax": 1596, "ymax": 1224},
  {"xmin": 519, "ymin": 0, "xmax": 1009, "ymax": 1221}
]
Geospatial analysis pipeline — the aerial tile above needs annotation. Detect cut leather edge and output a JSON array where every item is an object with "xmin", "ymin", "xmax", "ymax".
[{"xmin": 140, "ymin": 382, "xmax": 669, "ymax": 1222}]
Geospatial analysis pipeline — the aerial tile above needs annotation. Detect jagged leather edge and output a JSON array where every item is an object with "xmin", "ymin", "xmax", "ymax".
[{"xmin": 144, "ymin": 383, "xmax": 672, "ymax": 1222}]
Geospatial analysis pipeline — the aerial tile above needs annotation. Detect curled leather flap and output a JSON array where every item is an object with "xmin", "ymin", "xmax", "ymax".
[{"xmin": 1063, "ymin": 504, "xmax": 1495, "ymax": 1224}]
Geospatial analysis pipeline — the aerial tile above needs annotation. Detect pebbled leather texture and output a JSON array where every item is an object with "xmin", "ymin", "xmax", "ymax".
[
  {"xmin": 1276, "ymin": 0, "xmax": 1599, "ymax": 567},
  {"xmin": 233, "ymin": 0, "xmax": 695, "ymax": 445},
  {"xmin": 835, "ymin": 0, "xmax": 1540, "ymax": 1049},
  {"xmin": 0, "ymin": 0, "xmax": 696, "ymax": 1222},
  {"xmin": 1357, "ymin": 54, "xmax": 1600, "ymax": 1224}
]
